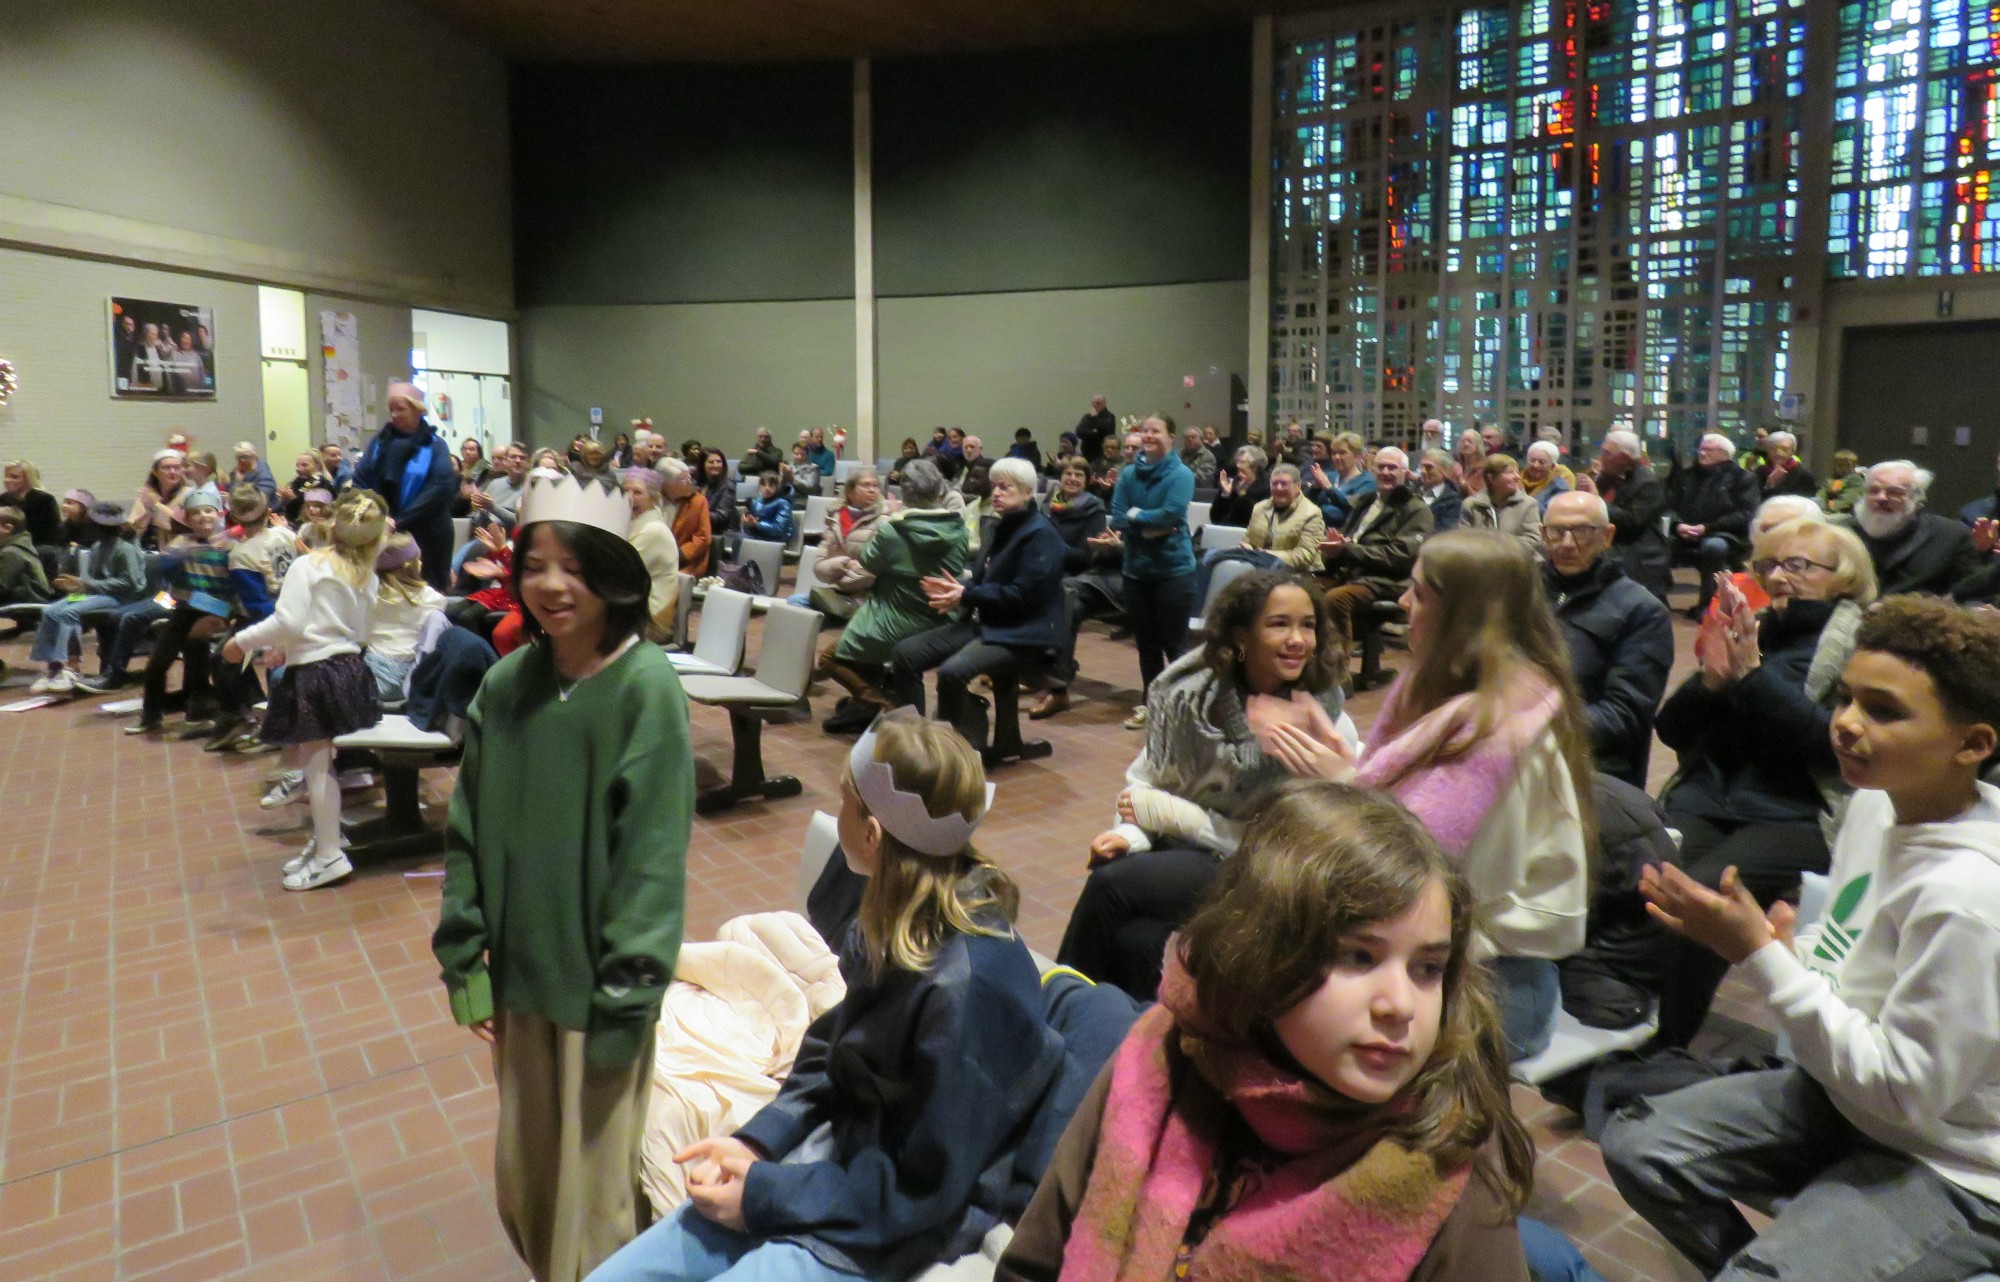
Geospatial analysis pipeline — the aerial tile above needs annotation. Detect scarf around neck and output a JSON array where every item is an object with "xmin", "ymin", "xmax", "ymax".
[{"xmin": 1060, "ymin": 955, "xmax": 1466, "ymax": 1282}]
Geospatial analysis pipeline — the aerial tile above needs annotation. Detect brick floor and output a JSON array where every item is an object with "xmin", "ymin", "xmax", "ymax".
[{"xmin": 0, "ymin": 573, "xmax": 1747, "ymax": 1281}]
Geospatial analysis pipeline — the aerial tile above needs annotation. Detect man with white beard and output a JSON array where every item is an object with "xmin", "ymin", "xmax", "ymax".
[{"xmin": 1847, "ymin": 459, "xmax": 1981, "ymax": 596}]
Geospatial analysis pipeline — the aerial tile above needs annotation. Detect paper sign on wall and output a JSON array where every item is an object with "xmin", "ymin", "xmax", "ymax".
[
  {"xmin": 1912, "ymin": 425, "xmax": 1930, "ymax": 446},
  {"xmin": 1957, "ymin": 426, "xmax": 1975, "ymax": 447},
  {"xmin": 321, "ymin": 311, "xmax": 363, "ymax": 449}
]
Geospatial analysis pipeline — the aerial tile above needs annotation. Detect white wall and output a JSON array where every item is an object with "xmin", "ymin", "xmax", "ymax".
[
  {"xmin": 0, "ymin": 247, "xmax": 262, "ymax": 500},
  {"xmin": 0, "ymin": 0, "xmax": 512, "ymax": 313},
  {"xmin": 414, "ymin": 310, "xmax": 511, "ymax": 376},
  {"xmin": 517, "ymin": 302, "xmax": 857, "ymax": 449},
  {"xmin": 876, "ymin": 281, "xmax": 1250, "ymax": 443}
]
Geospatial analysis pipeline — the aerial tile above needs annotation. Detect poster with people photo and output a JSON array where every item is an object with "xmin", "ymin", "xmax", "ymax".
[{"xmin": 109, "ymin": 298, "xmax": 215, "ymax": 398}]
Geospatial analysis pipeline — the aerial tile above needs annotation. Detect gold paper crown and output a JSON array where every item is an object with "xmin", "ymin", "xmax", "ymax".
[{"xmin": 518, "ymin": 472, "xmax": 631, "ymax": 539}]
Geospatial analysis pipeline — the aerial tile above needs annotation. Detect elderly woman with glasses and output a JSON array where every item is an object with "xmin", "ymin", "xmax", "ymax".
[{"xmin": 1649, "ymin": 514, "xmax": 1880, "ymax": 1048}]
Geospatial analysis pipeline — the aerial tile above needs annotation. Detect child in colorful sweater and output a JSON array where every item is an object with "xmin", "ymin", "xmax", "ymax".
[
  {"xmin": 998, "ymin": 782, "xmax": 1532, "ymax": 1282},
  {"xmin": 127, "ymin": 484, "xmax": 237, "ymax": 736},
  {"xmin": 1606, "ymin": 596, "xmax": 2000, "ymax": 1280}
]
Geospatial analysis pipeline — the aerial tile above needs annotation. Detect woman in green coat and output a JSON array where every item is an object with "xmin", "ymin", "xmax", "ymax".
[{"xmin": 818, "ymin": 458, "xmax": 968, "ymax": 733}]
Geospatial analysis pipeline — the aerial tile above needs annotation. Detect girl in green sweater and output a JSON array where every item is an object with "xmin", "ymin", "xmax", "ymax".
[{"xmin": 432, "ymin": 474, "xmax": 695, "ymax": 1282}]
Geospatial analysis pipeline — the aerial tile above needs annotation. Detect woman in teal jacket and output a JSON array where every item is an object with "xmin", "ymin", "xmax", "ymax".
[{"xmin": 1105, "ymin": 414, "xmax": 1196, "ymax": 728}]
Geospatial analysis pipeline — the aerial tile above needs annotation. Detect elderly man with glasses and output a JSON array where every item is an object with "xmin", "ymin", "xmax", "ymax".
[
  {"xmin": 1542, "ymin": 491, "xmax": 1676, "ymax": 787},
  {"xmin": 1847, "ymin": 459, "xmax": 1980, "ymax": 597}
]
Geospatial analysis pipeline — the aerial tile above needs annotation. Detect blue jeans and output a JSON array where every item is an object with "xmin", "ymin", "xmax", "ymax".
[
  {"xmin": 587, "ymin": 1203, "xmax": 859, "ymax": 1282},
  {"xmin": 1491, "ymin": 956, "xmax": 1560, "ymax": 1062},
  {"xmin": 29, "ymin": 594, "xmax": 118, "ymax": 664},
  {"xmin": 785, "ymin": 592, "xmax": 811, "ymax": 607},
  {"xmin": 1519, "ymin": 1218, "xmax": 1607, "ymax": 1282},
  {"xmin": 98, "ymin": 597, "xmax": 170, "ymax": 677}
]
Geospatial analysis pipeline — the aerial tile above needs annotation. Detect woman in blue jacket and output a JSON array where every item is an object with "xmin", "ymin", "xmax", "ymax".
[
  {"xmin": 352, "ymin": 382, "xmax": 458, "ymax": 589},
  {"xmin": 1104, "ymin": 414, "xmax": 1196, "ymax": 729},
  {"xmin": 890, "ymin": 458, "xmax": 1067, "ymax": 750}
]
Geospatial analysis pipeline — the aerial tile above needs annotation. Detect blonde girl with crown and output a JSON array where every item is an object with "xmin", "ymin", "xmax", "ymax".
[
  {"xmin": 587, "ymin": 710, "xmax": 1064, "ymax": 1282},
  {"xmin": 225, "ymin": 488, "xmax": 390, "ymax": 890},
  {"xmin": 432, "ymin": 471, "xmax": 694, "ymax": 1282}
]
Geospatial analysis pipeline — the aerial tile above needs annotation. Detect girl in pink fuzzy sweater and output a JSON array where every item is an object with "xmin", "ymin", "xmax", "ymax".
[
  {"xmin": 996, "ymin": 782, "xmax": 1532, "ymax": 1282},
  {"xmin": 1355, "ymin": 529, "xmax": 1598, "ymax": 1062}
]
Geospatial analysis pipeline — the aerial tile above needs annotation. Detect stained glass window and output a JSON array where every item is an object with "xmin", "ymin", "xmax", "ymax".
[
  {"xmin": 1827, "ymin": 0, "xmax": 2000, "ymax": 276},
  {"xmin": 1272, "ymin": 0, "xmax": 1804, "ymax": 450}
]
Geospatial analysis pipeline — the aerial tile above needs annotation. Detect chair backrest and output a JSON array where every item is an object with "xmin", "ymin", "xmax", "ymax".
[
  {"xmin": 752, "ymin": 600, "xmax": 823, "ymax": 698},
  {"xmin": 672, "ymin": 573, "xmax": 694, "ymax": 649},
  {"xmin": 451, "ymin": 516, "xmax": 471, "ymax": 555},
  {"xmin": 693, "ymin": 585, "xmax": 753, "ymax": 673},
  {"xmin": 1200, "ymin": 557, "xmax": 1259, "ymax": 622},
  {"xmin": 875, "ymin": 457, "xmax": 898, "ymax": 478},
  {"xmin": 1200, "ymin": 523, "xmax": 1246, "ymax": 551},
  {"xmin": 834, "ymin": 459, "xmax": 861, "ymax": 483},
  {"xmin": 727, "ymin": 458, "xmax": 742, "ymax": 481},
  {"xmin": 794, "ymin": 542, "xmax": 823, "ymax": 596},
  {"xmin": 735, "ymin": 477, "xmax": 759, "ymax": 503},
  {"xmin": 802, "ymin": 495, "xmax": 838, "ymax": 540},
  {"xmin": 735, "ymin": 538, "xmax": 786, "ymax": 598},
  {"xmin": 1187, "ymin": 500, "xmax": 1212, "ymax": 534},
  {"xmin": 797, "ymin": 809, "xmax": 840, "ymax": 910}
]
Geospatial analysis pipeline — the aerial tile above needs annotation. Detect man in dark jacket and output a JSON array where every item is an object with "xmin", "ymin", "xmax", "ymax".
[
  {"xmin": 1318, "ymin": 446, "xmax": 1434, "ymax": 646},
  {"xmin": 891, "ymin": 458, "xmax": 1068, "ymax": 750},
  {"xmin": 1850, "ymin": 459, "xmax": 1983, "ymax": 596},
  {"xmin": 1586, "ymin": 429, "xmax": 1671, "ymax": 603},
  {"xmin": 1668, "ymin": 432, "xmax": 1761, "ymax": 618},
  {"xmin": 352, "ymin": 382, "xmax": 458, "ymax": 590},
  {"xmin": 1543, "ymin": 492, "xmax": 1675, "ymax": 787},
  {"xmin": 1073, "ymin": 395, "xmax": 1116, "ymax": 465},
  {"xmin": 1417, "ymin": 449, "xmax": 1463, "ymax": 530}
]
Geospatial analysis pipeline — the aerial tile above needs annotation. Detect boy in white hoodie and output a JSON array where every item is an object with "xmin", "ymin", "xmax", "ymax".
[{"xmin": 1604, "ymin": 595, "xmax": 2000, "ymax": 1280}]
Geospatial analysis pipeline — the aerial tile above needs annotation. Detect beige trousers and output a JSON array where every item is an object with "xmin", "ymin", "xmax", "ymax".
[{"xmin": 492, "ymin": 1009, "xmax": 655, "ymax": 1282}]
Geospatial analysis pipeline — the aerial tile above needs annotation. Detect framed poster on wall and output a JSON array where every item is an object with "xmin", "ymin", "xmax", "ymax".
[{"xmin": 110, "ymin": 297, "xmax": 215, "ymax": 398}]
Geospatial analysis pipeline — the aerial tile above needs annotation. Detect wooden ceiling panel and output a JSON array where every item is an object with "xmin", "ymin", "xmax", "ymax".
[{"xmin": 411, "ymin": 0, "xmax": 1315, "ymax": 62}]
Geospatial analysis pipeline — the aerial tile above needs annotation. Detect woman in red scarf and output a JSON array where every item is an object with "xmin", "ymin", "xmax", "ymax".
[{"xmin": 999, "ymin": 782, "xmax": 1533, "ymax": 1282}]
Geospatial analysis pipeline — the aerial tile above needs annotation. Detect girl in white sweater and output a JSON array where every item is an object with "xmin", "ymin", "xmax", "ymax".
[
  {"xmin": 225, "ymin": 490, "xmax": 387, "ymax": 890},
  {"xmin": 1608, "ymin": 596, "xmax": 2000, "ymax": 1280}
]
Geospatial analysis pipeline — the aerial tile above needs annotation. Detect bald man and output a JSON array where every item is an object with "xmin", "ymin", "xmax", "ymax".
[
  {"xmin": 1318, "ymin": 446, "xmax": 1434, "ymax": 667},
  {"xmin": 1543, "ymin": 491, "xmax": 1675, "ymax": 786}
]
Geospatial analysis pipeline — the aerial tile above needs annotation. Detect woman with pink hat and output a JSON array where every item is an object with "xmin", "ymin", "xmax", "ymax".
[{"xmin": 352, "ymin": 381, "xmax": 458, "ymax": 589}]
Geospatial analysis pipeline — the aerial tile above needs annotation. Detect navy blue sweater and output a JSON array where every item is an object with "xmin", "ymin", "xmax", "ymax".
[
  {"xmin": 737, "ymin": 919, "xmax": 1062, "ymax": 1281},
  {"xmin": 962, "ymin": 508, "xmax": 1068, "ymax": 650}
]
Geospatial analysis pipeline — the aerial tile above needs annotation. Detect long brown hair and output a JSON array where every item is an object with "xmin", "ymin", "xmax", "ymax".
[
  {"xmin": 1199, "ymin": 568, "xmax": 1347, "ymax": 690},
  {"xmin": 1178, "ymin": 782, "xmax": 1535, "ymax": 1212},
  {"xmin": 849, "ymin": 712, "xmax": 1020, "ymax": 978},
  {"xmin": 1384, "ymin": 528, "xmax": 1598, "ymax": 871}
]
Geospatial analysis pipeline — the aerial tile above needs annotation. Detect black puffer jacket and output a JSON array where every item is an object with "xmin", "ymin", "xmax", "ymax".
[
  {"xmin": 1655, "ymin": 598, "xmax": 1840, "ymax": 826},
  {"xmin": 1546, "ymin": 557, "xmax": 1675, "ymax": 787},
  {"xmin": 1668, "ymin": 461, "xmax": 1760, "ymax": 549}
]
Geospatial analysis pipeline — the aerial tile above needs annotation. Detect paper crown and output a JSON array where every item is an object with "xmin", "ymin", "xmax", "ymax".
[
  {"xmin": 183, "ymin": 483, "xmax": 224, "ymax": 512},
  {"xmin": 518, "ymin": 471, "xmax": 631, "ymax": 539},
  {"xmin": 848, "ymin": 722, "xmax": 996, "ymax": 857}
]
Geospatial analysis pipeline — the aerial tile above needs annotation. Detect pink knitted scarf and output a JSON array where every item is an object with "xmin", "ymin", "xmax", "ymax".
[
  {"xmin": 1058, "ymin": 957, "xmax": 1468, "ymax": 1282},
  {"xmin": 1355, "ymin": 674, "xmax": 1562, "ymax": 857}
]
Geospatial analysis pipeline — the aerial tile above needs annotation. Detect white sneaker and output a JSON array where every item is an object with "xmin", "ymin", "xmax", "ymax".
[
  {"xmin": 337, "ymin": 769, "xmax": 375, "ymax": 791},
  {"xmin": 28, "ymin": 674, "xmax": 53, "ymax": 694},
  {"xmin": 260, "ymin": 771, "xmax": 306, "ymax": 809},
  {"xmin": 283, "ymin": 851, "xmax": 352, "ymax": 891},
  {"xmin": 1123, "ymin": 707, "xmax": 1149, "ymax": 731},
  {"xmin": 42, "ymin": 670, "xmax": 76, "ymax": 695},
  {"xmin": 282, "ymin": 839, "xmax": 316, "ymax": 876}
]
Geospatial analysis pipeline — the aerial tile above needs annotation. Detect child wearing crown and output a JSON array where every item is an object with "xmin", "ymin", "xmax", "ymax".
[
  {"xmin": 225, "ymin": 488, "xmax": 388, "ymax": 890},
  {"xmin": 588, "ymin": 711, "xmax": 1064, "ymax": 1282},
  {"xmin": 431, "ymin": 472, "xmax": 695, "ymax": 1282}
]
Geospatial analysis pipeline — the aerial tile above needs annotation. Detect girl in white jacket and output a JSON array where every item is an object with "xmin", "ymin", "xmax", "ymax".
[
  {"xmin": 1609, "ymin": 596, "xmax": 2000, "ymax": 1280},
  {"xmin": 1352, "ymin": 529, "xmax": 1597, "ymax": 1062},
  {"xmin": 225, "ymin": 490, "xmax": 386, "ymax": 890}
]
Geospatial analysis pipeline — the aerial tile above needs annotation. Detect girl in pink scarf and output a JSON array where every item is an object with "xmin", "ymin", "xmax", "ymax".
[{"xmin": 996, "ymin": 782, "xmax": 1533, "ymax": 1282}]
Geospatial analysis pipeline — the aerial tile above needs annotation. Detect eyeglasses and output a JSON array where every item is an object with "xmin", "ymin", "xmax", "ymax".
[
  {"xmin": 1544, "ymin": 524, "xmax": 1607, "ymax": 544},
  {"xmin": 1753, "ymin": 556, "xmax": 1837, "ymax": 577}
]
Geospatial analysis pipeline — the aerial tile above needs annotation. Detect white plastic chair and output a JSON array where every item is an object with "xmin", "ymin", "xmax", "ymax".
[
  {"xmin": 669, "ymin": 585, "xmax": 752, "ymax": 678},
  {"xmin": 1199, "ymin": 524, "xmax": 1247, "ymax": 552},
  {"xmin": 1187, "ymin": 501, "xmax": 1212, "ymax": 535},
  {"xmin": 801, "ymin": 496, "xmax": 838, "ymax": 544},
  {"xmin": 734, "ymin": 539, "xmax": 787, "ymax": 601},
  {"xmin": 683, "ymin": 601, "xmax": 823, "ymax": 814},
  {"xmin": 794, "ymin": 543, "xmax": 823, "ymax": 598}
]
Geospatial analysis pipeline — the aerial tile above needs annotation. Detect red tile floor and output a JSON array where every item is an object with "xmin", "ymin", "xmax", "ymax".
[{"xmin": 0, "ymin": 581, "xmax": 1755, "ymax": 1281}]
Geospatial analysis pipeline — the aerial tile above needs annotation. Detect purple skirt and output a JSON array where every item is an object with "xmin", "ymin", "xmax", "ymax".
[{"xmin": 261, "ymin": 652, "xmax": 381, "ymax": 745}]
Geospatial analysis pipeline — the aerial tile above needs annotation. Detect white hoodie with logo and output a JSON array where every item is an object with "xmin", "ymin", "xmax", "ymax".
[{"xmin": 1744, "ymin": 783, "xmax": 2000, "ymax": 1203}]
